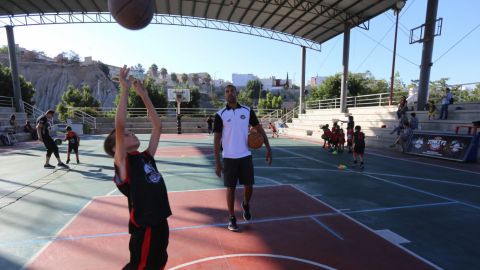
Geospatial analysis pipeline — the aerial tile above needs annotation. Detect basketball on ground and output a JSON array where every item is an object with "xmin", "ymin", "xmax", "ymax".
[
  {"xmin": 108, "ymin": 0, "xmax": 155, "ymax": 30},
  {"xmin": 248, "ymin": 131, "xmax": 264, "ymax": 149}
]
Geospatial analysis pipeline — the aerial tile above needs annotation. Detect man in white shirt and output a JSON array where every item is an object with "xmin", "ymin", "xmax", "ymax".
[
  {"xmin": 213, "ymin": 84, "xmax": 272, "ymax": 232},
  {"xmin": 439, "ymin": 88, "xmax": 453, "ymax": 120}
]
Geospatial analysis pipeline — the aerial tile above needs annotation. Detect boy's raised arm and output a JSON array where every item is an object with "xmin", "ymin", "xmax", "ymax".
[
  {"xmin": 114, "ymin": 66, "xmax": 130, "ymax": 172},
  {"xmin": 132, "ymin": 80, "xmax": 161, "ymax": 156}
]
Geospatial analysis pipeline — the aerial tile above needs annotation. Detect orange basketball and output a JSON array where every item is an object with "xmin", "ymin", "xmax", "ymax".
[
  {"xmin": 248, "ymin": 131, "xmax": 264, "ymax": 149},
  {"xmin": 108, "ymin": 0, "xmax": 155, "ymax": 30}
]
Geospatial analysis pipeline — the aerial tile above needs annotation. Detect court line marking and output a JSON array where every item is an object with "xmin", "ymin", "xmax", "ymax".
[
  {"xmin": 289, "ymin": 184, "xmax": 444, "ymax": 270},
  {"xmin": 256, "ymin": 166, "xmax": 480, "ymax": 188},
  {"xmin": 366, "ymin": 151, "xmax": 480, "ymax": 176},
  {"xmin": 310, "ymin": 217, "xmax": 344, "ymax": 240},
  {"xmin": 21, "ymin": 199, "xmax": 95, "ymax": 270},
  {"xmin": 285, "ymin": 135, "xmax": 480, "ymax": 176},
  {"xmin": 364, "ymin": 173, "xmax": 480, "ymax": 211},
  {"xmin": 2, "ymin": 200, "xmax": 457, "ymax": 249},
  {"xmin": 277, "ymin": 146, "xmax": 480, "ymax": 211},
  {"xmin": 168, "ymin": 253, "xmax": 336, "ymax": 270},
  {"xmin": 343, "ymin": 201, "xmax": 457, "ymax": 214}
]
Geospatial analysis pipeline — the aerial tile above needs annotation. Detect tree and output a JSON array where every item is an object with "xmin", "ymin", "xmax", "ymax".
[
  {"xmin": 258, "ymin": 92, "xmax": 283, "ymax": 110},
  {"xmin": 149, "ymin": 64, "xmax": 158, "ymax": 77},
  {"xmin": 160, "ymin": 67, "xmax": 168, "ymax": 79},
  {"xmin": 114, "ymin": 78, "xmax": 168, "ymax": 110},
  {"xmin": 244, "ymin": 80, "xmax": 262, "ymax": 105},
  {"xmin": 56, "ymin": 85, "xmax": 100, "ymax": 121},
  {"xmin": 192, "ymin": 73, "xmax": 200, "ymax": 85},
  {"xmin": 131, "ymin": 63, "xmax": 145, "ymax": 74},
  {"xmin": 170, "ymin": 73, "xmax": 178, "ymax": 85},
  {"xmin": 308, "ymin": 74, "xmax": 341, "ymax": 101},
  {"xmin": 181, "ymin": 73, "xmax": 188, "ymax": 85},
  {"xmin": 97, "ymin": 61, "xmax": 110, "ymax": 78},
  {"xmin": 0, "ymin": 45, "xmax": 8, "ymax": 54},
  {"xmin": 347, "ymin": 73, "xmax": 369, "ymax": 96},
  {"xmin": 237, "ymin": 88, "xmax": 254, "ymax": 107},
  {"xmin": 182, "ymin": 87, "xmax": 201, "ymax": 108},
  {"xmin": 0, "ymin": 63, "xmax": 35, "ymax": 105},
  {"xmin": 204, "ymin": 74, "xmax": 212, "ymax": 86}
]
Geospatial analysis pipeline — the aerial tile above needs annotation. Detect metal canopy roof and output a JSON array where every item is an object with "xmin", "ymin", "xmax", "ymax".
[{"xmin": 0, "ymin": 0, "xmax": 398, "ymax": 49}]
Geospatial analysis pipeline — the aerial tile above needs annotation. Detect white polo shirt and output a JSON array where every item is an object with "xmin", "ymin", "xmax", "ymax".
[{"xmin": 214, "ymin": 104, "xmax": 259, "ymax": 159}]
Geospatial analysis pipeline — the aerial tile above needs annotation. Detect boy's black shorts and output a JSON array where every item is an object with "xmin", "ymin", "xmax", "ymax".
[
  {"xmin": 223, "ymin": 155, "xmax": 254, "ymax": 187},
  {"xmin": 354, "ymin": 144, "xmax": 365, "ymax": 155},
  {"xmin": 68, "ymin": 144, "xmax": 78, "ymax": 153},
  {"xmin": 124, "ymin": 220, "xmax": 169, "ymax": 270}
]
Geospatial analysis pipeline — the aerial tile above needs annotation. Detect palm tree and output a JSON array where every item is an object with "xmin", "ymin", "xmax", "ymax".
[
  {"xmin": 171, "ymin": 73, "xmax": 178, "ymax": 85},
  {"xmin": 192, "ymin": 73, "xmax": 200, "ymax": 85},
  {"xmin": 160, "ymin": 67, "xmax": 168, "ymax": 80},
  {"xmin": 204, "ymin": 74, "xmax": 212, "ymax": 86},
  {"xmin": 181, "ymin": 73, "xmax": 188, "ymax": 85},
  {"xmin": 149, "ymin": 64, "xmax": 158, "ymax": 77}
]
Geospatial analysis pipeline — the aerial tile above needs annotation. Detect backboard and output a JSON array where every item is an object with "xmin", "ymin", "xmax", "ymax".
[{"xmin": 167, "ymin": 89, "xmax": 191, "ymax": 102}]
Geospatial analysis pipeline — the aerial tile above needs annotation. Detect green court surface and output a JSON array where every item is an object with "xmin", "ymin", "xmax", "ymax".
[{"xmin": 0, "ymin": 134, "xmax": 479, "ymax": 269}]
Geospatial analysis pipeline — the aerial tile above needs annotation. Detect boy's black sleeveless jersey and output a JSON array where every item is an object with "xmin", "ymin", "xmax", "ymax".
[
  {"xmin": 36, "ymin": 115, "xmax": 51, "ymax": 138},
  {"xmin": 353, "ymin": 131, "xmax": 365, "ymax": 147},
  {"xmin": 114, "ymin": 151, "xmax": 172, "ymax": 231}
]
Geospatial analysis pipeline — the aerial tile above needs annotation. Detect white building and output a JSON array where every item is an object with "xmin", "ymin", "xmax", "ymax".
[
  {"xmin": 310, "ymin": 76, "xmax": 327, "ymax": 87},
  {"xmin": 232, "ymin": 73, "xmax": 258, "ymax": 87}
]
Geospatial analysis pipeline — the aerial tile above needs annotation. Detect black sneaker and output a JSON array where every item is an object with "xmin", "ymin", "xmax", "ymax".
[
  {"xmin": 242, "ymin": 201, "xmax": 251, "ymax": 221},
  {"xmin": 228, "ymin": 216, "xmax": 239, "ymax": 232},
  {"xmin": 77, "ymin": 159, "xmax": 80, "ymax": 164},
  {"xmin": 44, "ymin": 164, "xmax": 55, "ymax": 169},
  {"xmin": 66, "ymin": 159, "xmax": 70, "ymax": 164},
  {"xmin": 57, "ymin": 162, "xmax": 70, "ymax": 169}
]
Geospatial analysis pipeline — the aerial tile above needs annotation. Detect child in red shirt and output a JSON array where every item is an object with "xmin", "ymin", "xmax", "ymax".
[
  {"xmin": 338, "ymin": 129, "xmax": 346, "ymax": 152},
  {"xmin": 64, "ymin": 126, "xmax": 80, "ymax": 164}
]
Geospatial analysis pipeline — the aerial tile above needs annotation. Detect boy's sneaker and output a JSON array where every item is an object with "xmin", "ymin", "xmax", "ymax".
[
  {"xmin": 44, "ymin": 164, "xmax": 55, "ymax": 169},
  {"xmin": 228, "ymin": 216, "xmax": 239, "ymax": 232},
  {"xmin": 77, "ymin": 159, "xmax": 80, "ymax": 164},
  {"xmin": 66, "ymin": 159, "xmax": 70, "ymax": 164},
  {"xmin": 57, "ymin": 162, "xmax": 70, "ymax": 169},
  {"xmin": 242, "ymin": 201, "xmax": 251, "ymax": 221}
]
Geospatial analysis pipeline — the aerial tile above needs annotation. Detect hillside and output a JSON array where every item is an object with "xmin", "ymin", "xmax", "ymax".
[{"xmin": 0, "ymin": 56, "xmax": 117, "ymax": 111}]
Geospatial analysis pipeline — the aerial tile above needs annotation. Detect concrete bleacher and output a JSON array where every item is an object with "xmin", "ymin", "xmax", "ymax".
[
  {"xmin": 0, "ymin": 106, "xmax": 35, "ymax": 145},
  {"xmin": 93, "ymin": 117, "xmax": 211, "ymax": 134},
  {"xmin": 285, "ymin": 103, "xmax": 480, "ymax": 152}
]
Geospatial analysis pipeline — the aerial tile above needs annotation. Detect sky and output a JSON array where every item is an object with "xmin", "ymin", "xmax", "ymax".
[{"xmin": 0, "ymin": 0, "xmax": 479, "ymax": 86}]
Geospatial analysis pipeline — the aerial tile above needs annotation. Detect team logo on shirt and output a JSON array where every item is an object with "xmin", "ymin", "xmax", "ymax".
[
  {"xmin": 413, "ymin": 138, "xmax": 423, "ymax": 149},
  {"xmin": 449, "ymin": 140, "xmax": 463, "ymax": 153},
  {"xmin": 144, "ymin": 162, "xmax": 162, "ymax": 184},
  {"xmin": 240, "ymin": 115, "xmax": 246, "ymax": 119}
]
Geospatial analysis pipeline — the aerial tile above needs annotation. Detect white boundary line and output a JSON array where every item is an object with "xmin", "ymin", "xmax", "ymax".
[
  {"xmin": 21, "ymin": 199, "xmax": 95, "ymax": 270},
  {"xmin": 310, "ymin": 217, "xmax": 344, "ymax": 240},
  {"xmin": 366, "ymin": 151, "xmax": 480, "ymax": 176},
  {"xmin": 168, "ymin": 253, "xmax": 336, "ymax": 270},
  {"xmin": 364, "ymin": 172, "xmax": 480, "ymax": 188},
  {"xmin": 289, "ymin": 184, "xmax": 444, "ymax": 270}
]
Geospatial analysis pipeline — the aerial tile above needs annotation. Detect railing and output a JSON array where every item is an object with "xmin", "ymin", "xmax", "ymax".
[
  {"xmin": 0, "ymin": 96, "xmax": 14, "ymax": 108},
  {"xmin": 281, "ymin": 106, "xmax": 299, "ymax": 124},
  {"xmin": 260, "ymin": 109, "xmax": 282, "ymax": 124},
  {"xmin": 68, "ymin": 107, "xmax": 283, "ymax": 119},
  {"xmin": 306, "ymin": 92, "xmax": 392, "ymax": 110},
  {"xmin": 67, "ymin": 107, "xmax": 97, "ymax": 129},
  {"xmin": 23, "ymin": 101, "xmax": 44, "ymax": 119}
]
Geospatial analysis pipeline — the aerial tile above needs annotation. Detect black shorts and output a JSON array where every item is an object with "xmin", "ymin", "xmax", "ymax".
[
  {"xmin": 223, "ymin": 155, "xmax": 254, "ymax": 187},
  {"xmin": 354, "ymin": 144, "xmax": 365, "ymax": 155},
  {"xmin": 125, "ymin": 220, "xmax": 169, "ymax": 270},
  {"xmin": 68, "ymin": 144, "xmax": 78, "ymax": 153}
]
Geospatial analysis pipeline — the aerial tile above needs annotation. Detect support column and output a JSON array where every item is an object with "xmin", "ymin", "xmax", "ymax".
[
  {"xmin": 6, "ymin": 26, "xmax": 24, "ymax": 112},
  {"xmin": 299, "ymin": 46, "xmax": 306, "ymax": 114},
  {"xmin": 417, "ymin": 0, "xmax": 439, "ymax": 111},
  {"xmin": 340, "ymin": 23, "xmax": 350, "ymax": 113}
]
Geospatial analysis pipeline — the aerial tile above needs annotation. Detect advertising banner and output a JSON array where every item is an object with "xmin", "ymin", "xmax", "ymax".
[{"xmin": 405, "ymin": 132, "xmax": 476, "ymax": 161}]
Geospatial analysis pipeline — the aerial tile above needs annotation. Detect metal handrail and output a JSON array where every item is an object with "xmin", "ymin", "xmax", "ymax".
[
  {"xmin": 306, "ymin": 92, "xmax": 392, "ymax": 110},
  {"xmin": 22, "ymin": 101, "xmax": 44, "ymax": 119},
  {"xmin": 260, "ymin": 109, "xmax": 282, "ymax": 124},
  {"xmin": 281, "ymin": 106, "xmax": 299, "ymax": 124},
  {"xmin": 67, "ymin": 107, "xmax": 97, "ymax": 129},
  {"xmin": 0, "ymin": 95, "xmax": 14, "ymax": 108}
]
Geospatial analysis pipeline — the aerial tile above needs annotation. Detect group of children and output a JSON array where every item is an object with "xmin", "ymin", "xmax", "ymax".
[{"xmin": 321, "ymin": 115, "xmax": 365, "ymax": 168}]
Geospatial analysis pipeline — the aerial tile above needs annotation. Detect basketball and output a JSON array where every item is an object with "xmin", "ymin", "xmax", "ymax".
[
  {"xmin": 248, "ymin": 131, "xmax": 264, "ymax": 149},
  {"xmin": 55, "ymin": 139, "xmax": 62, "ymax": 146},
  {"xmin": 108, "ymin": 0, "xmax": 155, "ymax": 30}
]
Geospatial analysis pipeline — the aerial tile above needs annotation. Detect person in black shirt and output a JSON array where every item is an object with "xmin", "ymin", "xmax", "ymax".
[
  {"xmin": 104, "ymin": 66, "xmax": 171, "ymax": 270},
  {"xmin": 352, "ymin": 125, "xmax": 365, "ymax": 169},
  {"xmin": 36, "ymin": 110, "xmax": 69, "ymax": 169},
  {"xmin": 206, "ymin": 115, "xmax": 214, "ymax": 135}
]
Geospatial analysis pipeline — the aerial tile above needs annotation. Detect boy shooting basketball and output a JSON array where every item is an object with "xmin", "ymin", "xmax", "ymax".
[{"xmin": 104, "ymin": 66, "xmax": 171, "ymax": 270}]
